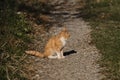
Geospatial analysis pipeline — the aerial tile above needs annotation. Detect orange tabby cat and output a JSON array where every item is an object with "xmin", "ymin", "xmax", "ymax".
[{"xmin": 25, "ymin": 28, "xmax": 70, "ymax": 59}]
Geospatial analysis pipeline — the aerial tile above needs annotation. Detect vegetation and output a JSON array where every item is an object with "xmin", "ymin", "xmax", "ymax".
[
  {"xmin": 81, "ymin": 0, "xmax": 120, "ymax": 80},
  {"xmin": 0, "ymin": 0, "xmax": 32, "ymax": 80},
  {"xmin": 0, "ymin": 0, "xmax": 52, "ymax": 79}
]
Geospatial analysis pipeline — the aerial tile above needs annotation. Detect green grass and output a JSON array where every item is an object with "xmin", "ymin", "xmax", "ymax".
[
  {"xmin": 0, "ymin": 14, "xmax": 31, "ymax": 80},
  {"xmin": 0, "ymin": 0, "xmax": 52, "ymax": 79},
  {"xmin": 90, "ymin": 21, "xmax": 120, "ymax": 80},
  {"xmin": 81, "ymin": 0, "xmax": 120, "ymax": 80},
  {"xmin": 0, "ymin": 0, "xmax": 32, "ymax": 80}
]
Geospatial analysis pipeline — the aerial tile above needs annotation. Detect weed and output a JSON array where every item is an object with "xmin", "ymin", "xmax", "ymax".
[
  {"xmin": 81, "ymin": 0, "xmax": 120, "ymax": 80},
  {"xmin": 0, "ymin": 0, "xmax": 32, "ymax": 79}
]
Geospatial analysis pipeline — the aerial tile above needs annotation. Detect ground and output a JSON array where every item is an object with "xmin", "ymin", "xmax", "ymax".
[{"xmin": 27, "ymin": 1, "xmax": 104, "ymax": 80}]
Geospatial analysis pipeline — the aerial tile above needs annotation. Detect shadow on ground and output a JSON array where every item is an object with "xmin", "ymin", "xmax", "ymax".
[{"xmin": 64, "ymin": 50, "xmax": 77, "ymax": 56}]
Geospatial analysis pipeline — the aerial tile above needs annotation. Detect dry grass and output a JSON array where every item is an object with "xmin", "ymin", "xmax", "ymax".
[{"xmin": 0, "ymin": 0, "xmax": 53, "ymax": 79}]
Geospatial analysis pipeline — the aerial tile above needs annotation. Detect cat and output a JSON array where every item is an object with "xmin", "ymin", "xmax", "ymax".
[{"xmin": 25, "ymin": 28, "xmax": 70, "ymax": 59}]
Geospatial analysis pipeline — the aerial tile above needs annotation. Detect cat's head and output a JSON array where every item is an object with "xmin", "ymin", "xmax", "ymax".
[{"xmin": 60, "ymin": 28, "xmax": 70, "ymax": 39}]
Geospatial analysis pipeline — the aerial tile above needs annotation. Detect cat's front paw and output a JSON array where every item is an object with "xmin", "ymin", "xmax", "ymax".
[{"xmin": 57, "ymin": 56, "xmax": 65, "ymax": 59}]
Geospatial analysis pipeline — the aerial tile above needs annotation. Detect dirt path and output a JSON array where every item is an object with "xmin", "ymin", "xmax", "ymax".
[{"xmin": 28, "ymin": 1, "xmax": 104, "ymax": 80}]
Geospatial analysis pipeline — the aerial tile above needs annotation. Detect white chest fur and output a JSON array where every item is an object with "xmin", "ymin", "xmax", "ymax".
[{"xmin": 60, "ymin": 37, "xmax": 66, "ymax": 46}]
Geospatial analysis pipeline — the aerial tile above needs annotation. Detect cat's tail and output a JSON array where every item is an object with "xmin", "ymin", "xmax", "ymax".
[{"xmin": 25, "ymin": 50, "xmax": 44, "ymax": 58}]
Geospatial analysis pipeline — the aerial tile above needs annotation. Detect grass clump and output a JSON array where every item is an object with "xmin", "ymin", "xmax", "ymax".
[
  {"xmin": 81, "ymin": 0, "xmax": 120, "ymax": 80},
  {"xmin": 90, "ymin": 21, "xmax": 120, "ymax": 80},
  {"xmin": 81, "ymin": 0, "xmax": 120, "ymax": 21},
  {"xmin": 0, "ymin": 0, "xmax": 32, "ymax": 80}
]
